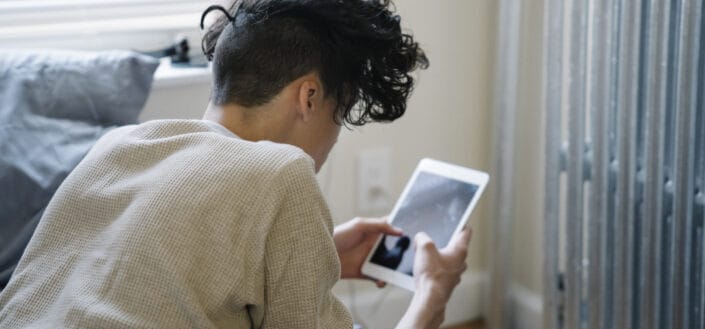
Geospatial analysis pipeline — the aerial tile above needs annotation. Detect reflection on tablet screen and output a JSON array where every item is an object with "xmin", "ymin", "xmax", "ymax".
[{"xmin": 370, "ymin": 172, "xmax": 478, "ymax": 276}]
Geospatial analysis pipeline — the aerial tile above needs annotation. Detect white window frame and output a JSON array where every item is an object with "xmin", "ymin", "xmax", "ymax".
[
  {"xmin": 0, "ymin": 0, "xmax": 227, "ymax": 88},
  {"xmin": 0, "ymin": 0, "xmax": 218, "ymax": 51}
]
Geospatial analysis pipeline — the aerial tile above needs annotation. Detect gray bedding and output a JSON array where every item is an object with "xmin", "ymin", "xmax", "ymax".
[{"xmin": 0, "ymin": 50, "xmax": 159, "ymax": 288}]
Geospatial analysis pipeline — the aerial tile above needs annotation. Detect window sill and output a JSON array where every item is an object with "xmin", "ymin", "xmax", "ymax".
[{"xmin": 152, "ymin": 57, "xmax": 212, "ymax": 90}]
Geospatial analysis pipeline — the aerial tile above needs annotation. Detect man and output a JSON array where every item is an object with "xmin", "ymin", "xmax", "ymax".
[{"xmin": 0, "ymin": 1, "xmax": 471, "ymax": 328}]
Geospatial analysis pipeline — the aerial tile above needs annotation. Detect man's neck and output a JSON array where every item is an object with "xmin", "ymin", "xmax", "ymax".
[{"xmin": 202, "ymin": 102, "xmax": 291, "ymax": 143}]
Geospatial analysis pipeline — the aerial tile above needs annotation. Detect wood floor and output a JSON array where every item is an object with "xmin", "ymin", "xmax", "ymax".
[{"xmin": 443, "ymin": 319, "xmax": 485, "ymax": 329}]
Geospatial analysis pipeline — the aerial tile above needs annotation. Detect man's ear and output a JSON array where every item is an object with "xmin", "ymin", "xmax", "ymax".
[{"xmin": 297, "ymin": 78, "xmax": 321, "ymax": 123}]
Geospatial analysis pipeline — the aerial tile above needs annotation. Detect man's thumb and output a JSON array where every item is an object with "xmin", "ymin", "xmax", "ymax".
[{"xmin": 414, "ymin": 232, "xmax": 435, "ymax": 251}]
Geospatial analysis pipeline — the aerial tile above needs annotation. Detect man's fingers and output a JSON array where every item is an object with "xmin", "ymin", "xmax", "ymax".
[
  {"xmin": 362, "ymin": 275, "xmax": 387, "ymax": 288},
  {"xmin": 444, "ymin": 227, "xmax": 471, "ymax": 260},
  {"xmin": 358, "ymin": 218, "xmax": 403, "ymax": 236},
  {"xmin": 459, "ymin": 228, "xmax": 472, "ymax": 247},
  {"xmin": 414, "ymin": 232, "xmax": 437, "ymax": 253},
  {"xmin": 448, "ymin": 227, "xmax": 472, "ymax": 249}
]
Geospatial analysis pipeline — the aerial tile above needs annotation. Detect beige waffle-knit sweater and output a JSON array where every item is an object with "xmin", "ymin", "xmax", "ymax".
[{"xmin": 0, "ymin": 119, "xmax": 353, "ymax": 329}]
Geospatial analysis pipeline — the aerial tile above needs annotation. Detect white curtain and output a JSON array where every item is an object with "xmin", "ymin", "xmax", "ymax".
[{"xmin": 541, "ymin": 0, "xmax": 705, "ymax": 329}]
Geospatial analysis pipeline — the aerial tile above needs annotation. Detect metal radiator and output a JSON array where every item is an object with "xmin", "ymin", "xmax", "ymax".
[{"xmin": 543, "ymin": 0, "xmax": 705, "ymax": 329}]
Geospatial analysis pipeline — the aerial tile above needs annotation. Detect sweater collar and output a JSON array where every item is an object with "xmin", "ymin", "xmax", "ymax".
[{"xmin": 202, "ymin": 120, "xmax": 240, "ymax": 139}]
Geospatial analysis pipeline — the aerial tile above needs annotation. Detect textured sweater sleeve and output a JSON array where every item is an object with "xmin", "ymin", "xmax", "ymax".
[
  {"xmin": 260, "ymin": 157, "xmax": 353, "ymax": 329},
  {"xmin": 0, "ymin": 120, "xmax": 355, "ymax": 328}
]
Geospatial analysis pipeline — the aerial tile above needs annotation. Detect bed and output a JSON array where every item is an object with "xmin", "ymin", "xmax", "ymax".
[{"xmin": 0, "ymin": 50, "xmax": 159, "ymax": 289}]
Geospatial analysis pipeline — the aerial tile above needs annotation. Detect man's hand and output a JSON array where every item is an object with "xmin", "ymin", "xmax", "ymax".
[
  {"xmin": 333, "ymin": 217, "xmax": 403, "ymax": 287},
  {"xmin": 413, "ymin": 228, "xmax": 471, "ymax": 303},
  {"xmin": 397, "ymin": 228, "xmax": 472, "ymax": 329}
]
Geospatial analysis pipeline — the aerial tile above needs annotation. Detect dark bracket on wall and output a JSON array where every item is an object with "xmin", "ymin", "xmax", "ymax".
[{"xmin": 138, "ymin": 36, "xmax": 208, "ymax": 68}]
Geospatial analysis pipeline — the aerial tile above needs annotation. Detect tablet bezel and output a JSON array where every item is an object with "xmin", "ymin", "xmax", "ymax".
[{"xmin": 360, "ymin": 158, "xmax": 489, "ymax": 291}]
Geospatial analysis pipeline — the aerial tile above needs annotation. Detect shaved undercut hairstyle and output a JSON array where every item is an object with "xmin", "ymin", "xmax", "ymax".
[{"xmin": 201, "ymin": 0, "xmax": 429, "ymax": 126}]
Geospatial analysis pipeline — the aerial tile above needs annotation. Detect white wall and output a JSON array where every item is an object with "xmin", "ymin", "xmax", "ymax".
[
  {"xmin": 499, "ymin": 1, "xmax": 546, "ymax": 328},
  {"xmin": 140, "ymin": 1, "xmax": 498, "ymax": 327},
  {"xmin": 510, "ymin": 0, "xmax": 545, "ymax": 296}
]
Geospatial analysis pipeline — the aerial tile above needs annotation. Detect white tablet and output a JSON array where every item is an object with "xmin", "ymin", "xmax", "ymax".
[{"xmin": 361, "ymin": 158, "xmax": 489, "ymax": 291}]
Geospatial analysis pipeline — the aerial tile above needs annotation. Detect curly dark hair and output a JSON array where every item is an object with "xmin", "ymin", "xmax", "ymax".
[{"xmin": 201, "ymin": 0, "xmax": 429, "ymax": 126}]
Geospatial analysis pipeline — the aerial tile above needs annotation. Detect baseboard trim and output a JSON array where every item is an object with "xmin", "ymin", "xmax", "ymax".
[
  {"xmin": 334, "ymin": 271, "xmax": 486, "ymax": 329},
  {"xmin": 508, "ymin": 282, "xmax": 543, "ymax": 329},
  {"xmin": 334, "ymin": 271, "xmax": 543, "ymax": 329}
]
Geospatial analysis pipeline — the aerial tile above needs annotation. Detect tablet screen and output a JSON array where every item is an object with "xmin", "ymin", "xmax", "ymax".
[{"xmin": 369, "ymin": 171, "xmax": 478, "ymax": 276}]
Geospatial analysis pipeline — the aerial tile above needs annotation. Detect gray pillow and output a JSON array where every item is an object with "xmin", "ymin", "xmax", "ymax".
[{"xmin": 0, "ymin": 50, "xmax": 159, "ymax": 288}]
